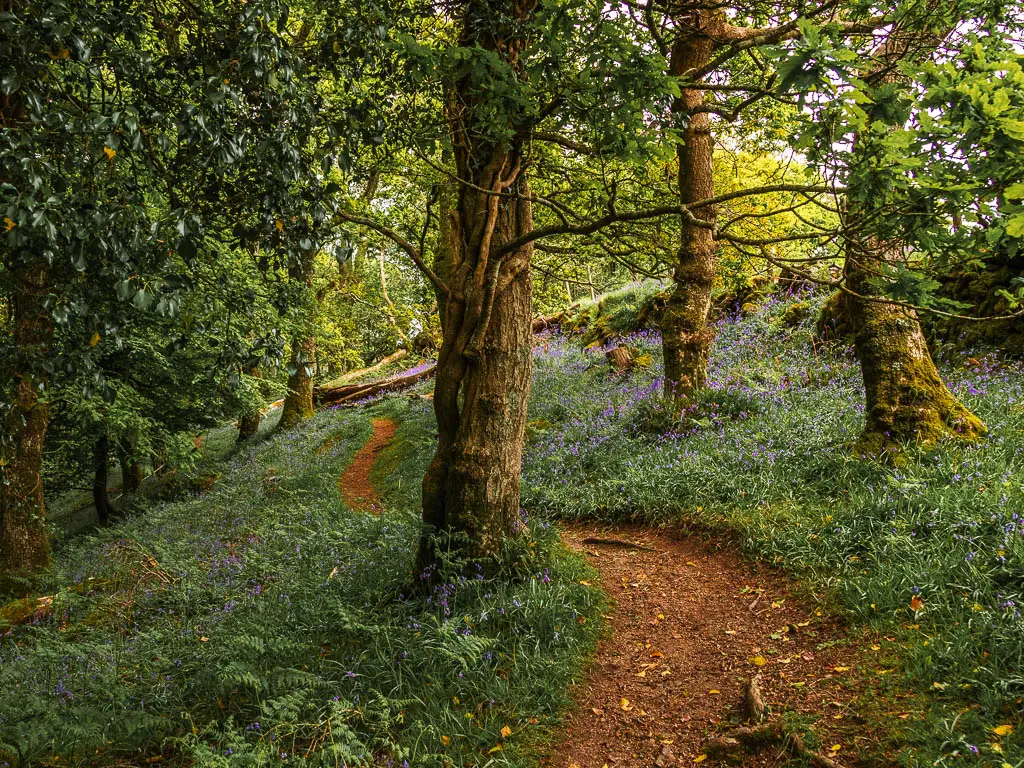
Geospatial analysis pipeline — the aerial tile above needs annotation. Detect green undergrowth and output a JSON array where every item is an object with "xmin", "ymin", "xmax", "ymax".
[
  {"xmin": 0, "ymin": 401, "xmax": 602, "ymax": 767},
  {"xmin": 526, "ymin": 290, "xmax": 1024, "ymax": 767}
]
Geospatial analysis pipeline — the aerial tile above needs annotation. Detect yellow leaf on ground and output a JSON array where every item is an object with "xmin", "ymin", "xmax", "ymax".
[
  {"xmin": 709, "ymin": 689, "xmax": 720, "ymax": 695},
  {"xmin": 751, "ymin": 656, "xmax": 767, "ymax": 666},
  {"xmin": 833, "ymin": 666, "xmax": 850, "ymax": 672},
  {"xmin": 830, "ymin": 744, "xmax": 842, "ymax": 752},
  {"xmin": 694, "ymin": 755, "xmax": 707, "ymax": 764},
  {"xmin": 620, "ymin": 698, "xmax": 633, "ymax": 711}
]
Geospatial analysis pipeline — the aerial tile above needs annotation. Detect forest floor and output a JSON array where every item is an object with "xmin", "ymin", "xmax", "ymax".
[{"xmin": 352, "ymin": 417, "xmax": 891, "ymax": 767}]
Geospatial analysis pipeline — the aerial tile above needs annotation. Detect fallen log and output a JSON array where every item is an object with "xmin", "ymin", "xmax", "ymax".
[
  {"xmin": 333, "ymin": 349, "xmax": 409, "ymax": 385},
  {"xmin": 315, "ymin": 363, "xmax": 437, "ymax": 407},
  {"xmin": 532, "ymin": 312, "xmax": 564, "ymax": 332}
]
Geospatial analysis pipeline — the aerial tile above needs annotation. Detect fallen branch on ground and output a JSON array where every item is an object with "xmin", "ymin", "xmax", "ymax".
[{"xmin": 333, "ymin": 349, "xmax": 409, "ymax": 385}]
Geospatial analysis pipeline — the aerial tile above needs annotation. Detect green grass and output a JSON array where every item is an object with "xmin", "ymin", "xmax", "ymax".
[
  {"xmin": 526, "ymin": 290, "xmax": 1024, "ymax": 767},
  {"xmin": 0, "ymin": 402, "xmax": 602, "ymax": 768}
]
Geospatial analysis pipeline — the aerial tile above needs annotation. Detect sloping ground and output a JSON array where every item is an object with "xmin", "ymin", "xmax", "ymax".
[
  {"xmin": 524, "ymin": 289, "xmax": 1024, "ymax": 766},
  {"xmin": 344, "ymin": 409, "xmax": 891, "ymax": 767}
]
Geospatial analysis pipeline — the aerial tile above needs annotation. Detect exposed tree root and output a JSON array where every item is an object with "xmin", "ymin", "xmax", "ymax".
[
  {"xmin": 701, "ymin": 722, "xmax": 843, "ymax": 768},
  {"xmin": 581, "ymin": 537, "xmax": 658, "ymax": 552},
  {"xmin": 742, "ymin": 673, "xmax": 766, "ymax": 723}
]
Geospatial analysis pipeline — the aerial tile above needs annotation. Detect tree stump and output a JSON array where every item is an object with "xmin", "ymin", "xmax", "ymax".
[{"xmin": 606, "ymin": 345, "xmax": 633, "ymax": 371}]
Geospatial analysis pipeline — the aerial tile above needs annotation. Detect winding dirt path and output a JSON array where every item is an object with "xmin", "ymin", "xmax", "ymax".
[
  {"xmin": 338, "ymin": 418, "xmax": 397, "ymax": 513},
  {"xmin": 344, "ymin": 420, "xmax": 888, "ymax": 766},
  {"xmin": 545, "ymin": 525, "xmax": 885, "ymax": 768}
]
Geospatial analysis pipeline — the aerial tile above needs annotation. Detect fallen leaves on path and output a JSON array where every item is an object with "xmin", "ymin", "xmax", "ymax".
[{"xmin": 543, "ymin": 523, "xmax": 889, "ymax": 768}]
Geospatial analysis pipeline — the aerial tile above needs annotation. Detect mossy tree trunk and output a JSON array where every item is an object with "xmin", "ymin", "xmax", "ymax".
[
  {"xmin": 0, "ymin": 259, "xmax": 52, "ymax": 575},
  {"xmin": 845, "ymin": 23, "xmax": 984, "ymax": 453},
  {"xmin": 845, "ymin": 240, "xmax": 984, "ymax": 452},
  {"xmin": 660, "ymin": 10, "xmax": 721, "ymax": 412},
  {"xmin": 418, "ymin": 0, "xmax": 536, "ymax": 572},
  {"xmin": 278, "ymin": 252, "xmax": 317, "ymax": 431}
]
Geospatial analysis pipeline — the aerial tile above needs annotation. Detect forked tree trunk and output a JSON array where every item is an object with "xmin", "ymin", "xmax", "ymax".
[
  {"xmin": 418, "ymin": 0, "xmax": 536, "ymax": 572},
  {"xmin": 278, "ymin": 253, "xmax": 316, "ymax": 431},
  {"xmin": 661, "ymin": 11, "xmax": 721, "ymax": 411},
  {"xmin": 0, "ymin": 260, "xmax": 52, "ymax": 575},
  {"xmin": 845, "ymin": 240, "xmax": 984, "ymax": 453},
  {"xmin": 93, "ymin": 433, "xmax": 116, "ymax": 524}
]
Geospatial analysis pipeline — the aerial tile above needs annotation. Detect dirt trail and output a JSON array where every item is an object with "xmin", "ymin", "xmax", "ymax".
[
  {"xmin": 545, "ymin": 524, "xmax": 876, "ymax": 768},
  {"xmin": 338, "ymin": 418, "xmax": 397, "ymax": 513},
  {"xmin": 345, "ymin": 422, "xmax": 877, "ymax": 766}
]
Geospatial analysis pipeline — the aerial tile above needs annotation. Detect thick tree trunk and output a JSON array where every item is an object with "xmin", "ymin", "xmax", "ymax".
[
  {"xmin": 419, "ymin": 196, "xmax": 533, "ymax": 568},
  {"xmin": 417, "ymin": 0, "xmax": 536, "ymax": 572},
  {"xmin": 845, "ymin": 242, "xmax": 984, "ymax": 453},
  {"xmin": 278, "ymin": 253, "xmax": 316, "ymax": 431},
  {"xmin": 93, "ymin": 433, "xmax": 116, "ymax": 524},
  {"xmin": 661, "ymin": 13, "xmax": 720, "ymax": 411},
  {"xmin": 278, "ymin": 336, "xmax": 315, "ymax": 429},
  {"xmin": 845, "ymin": 21, "xmax": 983, "ymax": 454},
  {"xmin": 0, "ymin": 260, "xmax": 52, "ymax": 576}
]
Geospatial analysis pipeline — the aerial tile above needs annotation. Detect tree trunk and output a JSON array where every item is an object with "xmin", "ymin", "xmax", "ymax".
[
  {"xmin": 237, "ymin": 411, "xmax": 261, "ymax": 441},
  {"xmin": 278, "ymin": 336, "xmax": 315, "ymax": 429},
  {"xmin": 0, "ymin": 260, "xmax": 52, "ymax": 576},
  {"xmin": 845, "ymin": 242, "xmax": 984, "ymax": 453},
  {"xmin": 278, "ymin": 253, "xmax": 316, "ymax": 431},
  {"xmin": 661, "ymin": 12, "xmax": 720, "ymax": 411},
  {"xmin": 418, "ymin": 0, "xmax": 537, "ymax": 572},
  {"xmin": 844, "ymin": 20, "xmax": 984, "ymax": 454},
  {"xmin": 118, "ymin": 445, "xmax": 144, "ymax": 494},
  {"xmin": 93, "ymin": 432, "xmax": 116, "ymax": 524},
  {"xmin": 236, "ymin": 366, "xmax": 263, "ymax": 441}
]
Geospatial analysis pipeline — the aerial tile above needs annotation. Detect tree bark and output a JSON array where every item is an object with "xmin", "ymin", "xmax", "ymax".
[
  {"xmin": 93, "ymin": 432, "xmax": 116, "ymax": 524},
  {"xmin": 0, "ymin": 260, "xmax": 52, "ymax": 575},
  {"xmin": 845, "ymin": 241, "xmax": 984, "ymax": 452},
  {"xmin": 236, "ymin": 366, "xmax": 263, "ymax": 441},
  {"xmin": 278, "ymin": 253, "xmax": 317, "ymax": 431},
  {"xmin": 417, "ymin": 0, "xmax": 537, "ymax": 572},
  {"xmin": 237, "ymin": 411, "xmax": 261, "ymax": 441},
  {"xmin": 118, "ymin": 444, "xmax": 144, "ymax": 493},
  {"xmin": 845, "ymin": 20, "xmax": 984, "ymax": 453},
  {"xmin": 660, "ymin": 10, "xmax": 721, "ymax": 411}
]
